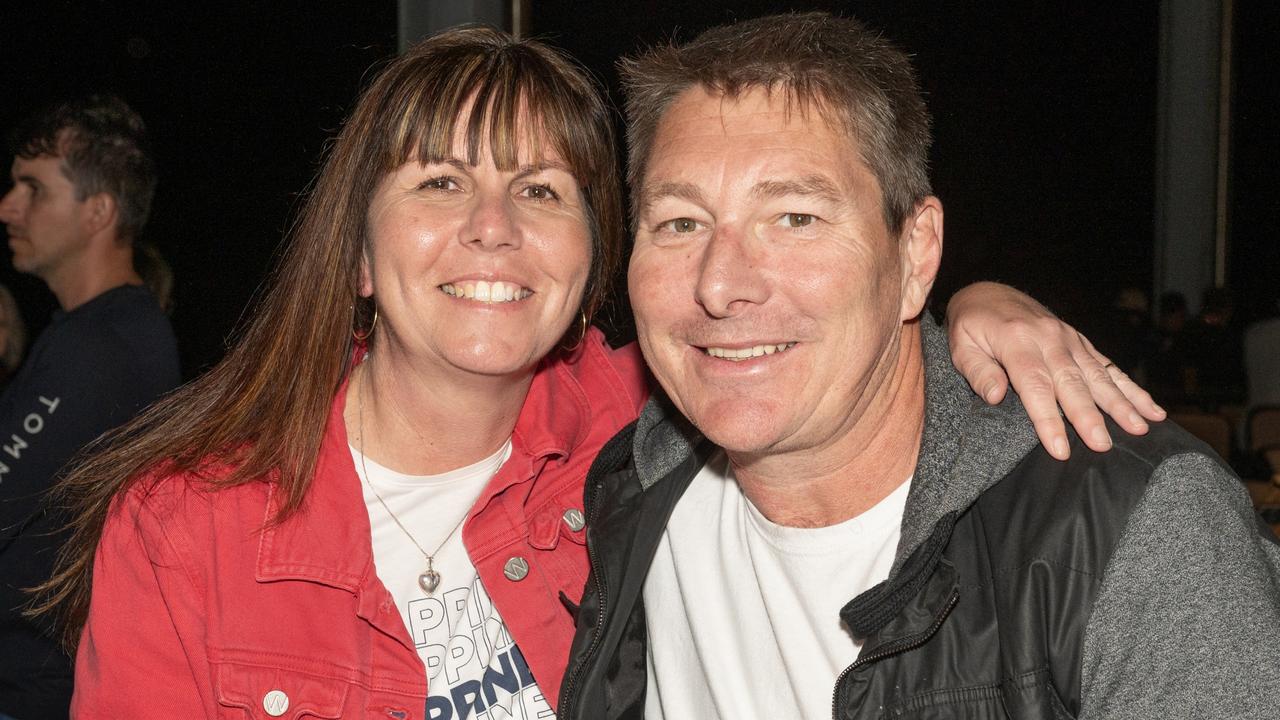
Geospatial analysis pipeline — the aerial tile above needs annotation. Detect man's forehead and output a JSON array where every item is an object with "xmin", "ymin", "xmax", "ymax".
[
  {"xmin": 12, "ymin": 153, "xmax": 65, "ymax": 173},
  {"xmin": 655, "ymin": 85, "xmax": 848, "ymax": 140},
  {"xmin": 640, "ymin": 86, "xmax": 868, "ymax": 201}
]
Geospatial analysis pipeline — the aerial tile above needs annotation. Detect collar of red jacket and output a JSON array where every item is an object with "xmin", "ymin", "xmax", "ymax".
[{"xmin": 253, "ymin": 332, "xmax": 607, "ymax": 589}]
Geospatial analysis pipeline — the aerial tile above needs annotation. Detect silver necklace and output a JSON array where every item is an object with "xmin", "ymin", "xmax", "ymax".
[{"xmin": 356, "ymin": 370, "xmax": 468, "ymax": 595}]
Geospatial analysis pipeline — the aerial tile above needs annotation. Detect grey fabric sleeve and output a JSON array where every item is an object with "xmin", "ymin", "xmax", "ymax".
[{"xmin": 1080, "ymin": 452, "xmax": 1280, "ymax": 719}]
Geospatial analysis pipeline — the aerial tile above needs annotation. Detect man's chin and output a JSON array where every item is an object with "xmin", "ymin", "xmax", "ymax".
[{"xmin": 686, "ymin": 406, "xmax": 791, "ymax": 458}]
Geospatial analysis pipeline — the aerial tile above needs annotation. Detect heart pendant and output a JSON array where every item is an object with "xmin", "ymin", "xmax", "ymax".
[{"xmin": 418, "ymin": 569, "xmax": 441, "ymax": 594}]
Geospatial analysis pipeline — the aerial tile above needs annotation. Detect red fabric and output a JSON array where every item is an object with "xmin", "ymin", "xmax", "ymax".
[{"xmin": 72, "ymin": 329, "xmax": 648, "ymax": 718}]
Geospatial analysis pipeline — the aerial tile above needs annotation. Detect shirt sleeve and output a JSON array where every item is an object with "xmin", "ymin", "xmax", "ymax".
[
  {"xmin": 1079, "ymin": 452, "xmax": 1280, "ymax": 718},
  {"xmin": 73, "ymin": 489, "xmax": 210, "ymax": 717}
]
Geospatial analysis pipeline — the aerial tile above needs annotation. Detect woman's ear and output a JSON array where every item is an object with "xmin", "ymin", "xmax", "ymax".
[{"xmin": 358, "ymin": 246, "xmax": 374, "ymax": 298}]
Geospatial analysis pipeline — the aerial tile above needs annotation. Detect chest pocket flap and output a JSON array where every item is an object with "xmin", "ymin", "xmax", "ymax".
[{"xmin": 215, "ymin": 661, "xmax": 350, "ymax": 719}]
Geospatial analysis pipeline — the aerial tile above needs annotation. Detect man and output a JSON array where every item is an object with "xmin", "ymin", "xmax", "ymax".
[
  {"xmin": 0, "ymin": 95, "xmax": 180, "ymax": 719},
  {"xmin": 559, "ymin": 13, "xmax": 1280, "ymax": 719}
]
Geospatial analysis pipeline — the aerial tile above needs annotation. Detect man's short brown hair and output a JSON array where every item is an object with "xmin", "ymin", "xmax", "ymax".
[
  {"xmin": 9, "ymin": 94, "xmax": 157, "ymax": 242},
  {"xmin": 621, "ymin": 12, "xmax": 932, "ymax": 235}
]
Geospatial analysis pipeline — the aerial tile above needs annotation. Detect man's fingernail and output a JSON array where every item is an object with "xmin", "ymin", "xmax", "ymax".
[
  {"xmin": 1128, "ymin": 412, "xmax": 1147, "ymax": 428},
  {"xmin": 1152, "ymin": 403, "xmax": 1166, "ymax": 417},
  {"xmin": 1091, "ymin": 427, "xmax": 1112, "ymax": 449},
  {"xmin": 1053, "ymin": 438, "xmax": 1070, "ymax": 458}
]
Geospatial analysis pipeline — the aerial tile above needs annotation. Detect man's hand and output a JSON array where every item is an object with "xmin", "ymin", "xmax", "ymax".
[{"xmin": 947, "ymin": 282, "xmax": 1165, "ymax": 460}]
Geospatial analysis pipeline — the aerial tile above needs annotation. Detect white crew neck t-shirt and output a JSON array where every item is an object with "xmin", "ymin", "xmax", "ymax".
[
  {"xmin": 643, "ymin": 450, "xmax": 910, "ymax": 720},
  {"xmin": 351, "ymin": 440, "xmax": 557, "ymax": 720}
]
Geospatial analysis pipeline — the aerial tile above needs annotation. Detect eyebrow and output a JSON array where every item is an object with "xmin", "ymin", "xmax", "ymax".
[
  {"xmin": 750, "ymin": 174, "xmax": 843, "ymax": 203},
  {"xmin": 513, "ymin": 160, "xmax": 571, "ymax": 180},
  {"xmin": 639, "ymin": 181, "xmax": 709, "ymax": 214},
  {"xmin": 431, "ymin": 157, "xmax": 571, "ymax": 179}
]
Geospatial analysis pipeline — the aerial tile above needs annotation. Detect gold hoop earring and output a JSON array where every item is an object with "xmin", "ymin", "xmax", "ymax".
[
  {"xmin": 561, "ymin": 309, "xmax": 589, "ymax": 353},
  {"xmin": 353, "ymin": 304, "xmax": 378, "ymax": 343}
]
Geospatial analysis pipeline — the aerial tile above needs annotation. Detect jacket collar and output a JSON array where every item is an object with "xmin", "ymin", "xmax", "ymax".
[
  {"xmin": 255, "ymin": 334, "xmax": 609, "ymax": 587},
  {"xmin": 628, "ymin": 315, "xmax": 1040, "ymax": 572}
]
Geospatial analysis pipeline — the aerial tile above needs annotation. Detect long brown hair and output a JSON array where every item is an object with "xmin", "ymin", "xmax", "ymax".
[{"xmin": 32, "ymin": 25, "xmax": 623, "ymax": 650}]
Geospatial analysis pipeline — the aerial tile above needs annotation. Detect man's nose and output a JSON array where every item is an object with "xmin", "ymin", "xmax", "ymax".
[
  {"xmin": 0, "ymin": 187, "xmax": 21, "ymax": 225},
  {"xmin": 694, "ymin": 226, "xmax": 769, "ymax": 318}
]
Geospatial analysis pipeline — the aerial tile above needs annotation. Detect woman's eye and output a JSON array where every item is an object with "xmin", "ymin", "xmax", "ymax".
[
  {"xmin": 661, "ymin": 218, "xmax": 700, "ymax": 233},
  {"xmin": 782, "ymin": 213, "xmax": 815, "ymax": 228},
  {"xmin": 522, "ymin": 184, "xmax": 559, "ymax": 201},
  {"xmin": 418, "ymin": 176, "xmax": 457, "ymax": 191}
]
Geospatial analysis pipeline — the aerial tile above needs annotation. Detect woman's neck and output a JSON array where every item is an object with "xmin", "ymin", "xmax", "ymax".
[{"xmin": 343, "ymin": 349, "xmax": 535, "ymax": 475}]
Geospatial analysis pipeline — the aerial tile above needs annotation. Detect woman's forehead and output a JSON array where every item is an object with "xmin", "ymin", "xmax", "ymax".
[{"xmin": 409, "ymin": 120, "xmax": 573, "ymax": 174}]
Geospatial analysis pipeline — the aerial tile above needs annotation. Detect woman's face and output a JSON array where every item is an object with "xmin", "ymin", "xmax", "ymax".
[{"xmin": 361, "ymin": 126, "xmax": 592, "ymax": 380}]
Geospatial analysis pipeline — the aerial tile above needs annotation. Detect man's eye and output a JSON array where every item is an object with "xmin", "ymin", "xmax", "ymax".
[
  {"xmin": 783, "ymin": 213, "xmax": 814, "ymax": 228},
  {"xmin": 662, "ymin": 218, "xmax": 699, "ymax": 233}
]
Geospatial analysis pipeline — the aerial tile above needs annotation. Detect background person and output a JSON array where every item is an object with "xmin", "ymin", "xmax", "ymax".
[
  {"xmin": 0, "ymin": 284, "xmax": 25, "ymax": 388},
  {"xmin": 0, "ymin": 94, "xmax": 180, "ymax": 720},
  {"xmin": 35, "ymin": 28, "xmax": 1157, "ymax": 719}
]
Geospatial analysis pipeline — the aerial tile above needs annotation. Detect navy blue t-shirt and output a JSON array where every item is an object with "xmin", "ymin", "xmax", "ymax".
[{"xmin": 0, "ymin": 284, "xmax": 179, "ymax": 720}]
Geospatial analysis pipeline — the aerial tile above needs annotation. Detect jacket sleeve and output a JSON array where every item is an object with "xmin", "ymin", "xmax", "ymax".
[
  {"xmin": 1079, "ymin": 452, "xmax": 1280, "ymax": 718},
  {"xmin": 72, "ymin": 487, "xmax": 211, "ymax": 718}
]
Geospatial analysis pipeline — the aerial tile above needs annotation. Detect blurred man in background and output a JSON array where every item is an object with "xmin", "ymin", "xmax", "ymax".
[{"xmin": 0, "ymin": 94, "xmax": 179, "ymax": 720}]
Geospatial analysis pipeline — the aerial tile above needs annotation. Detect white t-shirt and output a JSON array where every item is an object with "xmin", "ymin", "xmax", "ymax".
[
  {"xmin": 351, "ymin": 441, "xmax": 557, "ymax": 720},
  {"xmin": 643, "ymin": 450, "xmax": 910, "ymax": 720}
]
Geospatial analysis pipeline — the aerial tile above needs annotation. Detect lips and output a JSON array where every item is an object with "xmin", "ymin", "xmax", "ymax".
[{"xmin": 439, "ymin": 280, "xmax": 533, "ymax": 304}]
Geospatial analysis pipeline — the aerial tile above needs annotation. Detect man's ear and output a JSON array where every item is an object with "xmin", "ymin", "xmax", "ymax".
[
  {"xmin": 81, "ymin": 192, "xmax": 119, "ymax": 238},
  {"xmin": 899, "ymin": 196, "xmax": 944, "ymax": 322}
]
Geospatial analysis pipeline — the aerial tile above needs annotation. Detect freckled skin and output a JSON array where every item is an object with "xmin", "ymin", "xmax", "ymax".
[{"xmin": 629, "ymin": 86, "xmax": 943, "ymax": 524}]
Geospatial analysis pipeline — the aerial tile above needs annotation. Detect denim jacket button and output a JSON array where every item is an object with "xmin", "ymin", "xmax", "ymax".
[
  {"xmin": 503, "ymin": 556, "xmax": 530, "ymax": 581},
  {"xmin": 263, "ymin": 689, "xmax": 290, "ymax": 716},
  {"xmin": 562, "ymin": 508, "xmax": 586, "ymax": 532}
]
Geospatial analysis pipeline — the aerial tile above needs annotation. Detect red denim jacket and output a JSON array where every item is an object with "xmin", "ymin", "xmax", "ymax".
[{"xmin": 73, "ymin": 330, "xmax": 648, "ymax": 719}]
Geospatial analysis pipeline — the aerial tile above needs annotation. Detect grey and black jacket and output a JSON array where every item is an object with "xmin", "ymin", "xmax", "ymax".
[{"xmin": 558, "ymin": 318, "xmax": 1280, "ymax": 720}]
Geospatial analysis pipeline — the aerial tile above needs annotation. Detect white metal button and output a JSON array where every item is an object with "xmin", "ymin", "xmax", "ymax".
[
  {"xmin": 503, "ymin": 556, "xmax": 530, "ymax": 581},
  {"xmin": 562, "ymin": 508, "xmax": 586, "ymax": 532},
  {"xmin": 263, "ymin": 689, "xmax": 289, "ymax": 716}
]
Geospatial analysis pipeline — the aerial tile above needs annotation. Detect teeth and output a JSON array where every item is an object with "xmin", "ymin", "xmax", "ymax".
[
  {"xmin": 440, "ymin": 281, "xmax": 532, "ymax": 304},
  {"xmin": 705, "ymin": 343, "xmax": 796, "ymax": 361}
]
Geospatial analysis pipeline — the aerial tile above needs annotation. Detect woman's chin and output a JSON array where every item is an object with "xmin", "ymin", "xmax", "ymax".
[{"xmin": 437, "ymin": 342, "xmax": 547, "ymax": 379}]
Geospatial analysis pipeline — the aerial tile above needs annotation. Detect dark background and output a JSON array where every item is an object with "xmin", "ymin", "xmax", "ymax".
[{"xmin": 0, "ymin": 1, "xmax": 1275, "ymax": 378}]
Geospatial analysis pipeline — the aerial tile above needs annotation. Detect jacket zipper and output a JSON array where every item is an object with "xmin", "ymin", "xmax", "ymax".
[
  {"xmin": 556, "ymin": 476, "xmax": 609, "ymax": 718},
  {"xmin": 830, "ymin": 587, "xmax": 960, "ymax": 720}
]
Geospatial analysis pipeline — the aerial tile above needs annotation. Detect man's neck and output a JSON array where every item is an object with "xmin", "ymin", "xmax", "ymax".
[
  {"xmin": 47, "ymin": 243, "xmax": 140, "ymax": 311},
  {"xmin": 728, "ymin": 323, "xmax": 926, "ymax": 528}
]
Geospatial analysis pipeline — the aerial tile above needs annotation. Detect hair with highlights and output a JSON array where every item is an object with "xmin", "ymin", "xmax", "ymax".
[
  {"xmin": 9, "ymin": 94, "xmax": 157, "ymax": 241},
  {"xmin": 31, "ymin": 26, "xmax": 623, "ymax": 650},
  {"xmin": 621, "ymin": 11, "xmax": 932, "ymax": 235}
]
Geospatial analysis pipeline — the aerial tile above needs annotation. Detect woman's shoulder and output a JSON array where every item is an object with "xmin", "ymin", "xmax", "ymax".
[
  {"xmin": 570, "ymin": 330, "xmax": 650, "ymax": 415},
  {"xmin": 113, "ymin": 462, "xmax": 273, "ymax": 536}
]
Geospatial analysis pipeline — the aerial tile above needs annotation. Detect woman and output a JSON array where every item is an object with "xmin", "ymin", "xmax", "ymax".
[{"xmin": 38, "ymin": 27, "xmax": 1157, "ymax": 717}]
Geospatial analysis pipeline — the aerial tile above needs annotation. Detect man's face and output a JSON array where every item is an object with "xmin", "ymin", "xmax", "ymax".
[
  {"xmin": 629, "ymin": 86, "xmax": 939, "ymax": 458},
  {"xmin": 0, "ymin": 154, "xmax": 92, "ymax": 280}
]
